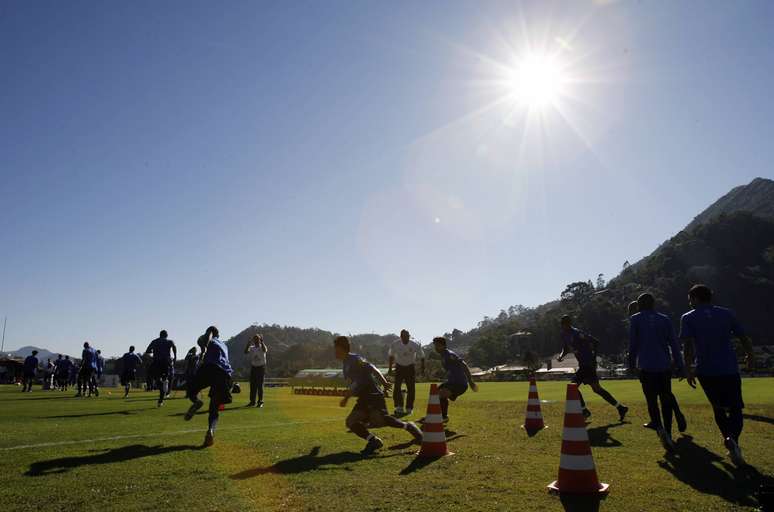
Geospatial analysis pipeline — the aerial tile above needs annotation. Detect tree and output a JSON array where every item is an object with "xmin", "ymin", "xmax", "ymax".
[
  {"xmin": 560, "ymin": 281, "xmax": 595, "ymax": 308},
  {"xmin": 596, "ymin": 273, "xmax": 606, "ymax": 290}
]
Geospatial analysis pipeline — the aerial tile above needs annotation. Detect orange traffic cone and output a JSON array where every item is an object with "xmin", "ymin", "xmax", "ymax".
[
  {"xmin": 548, "ymin": 383, "xmax": 609, "ymax": 495},
  {"xmin": 417, "ymin": 384, "xmax": 453, "ymax": 458},
  {"xmin": 521, "ymin": 374, "xmax": 547, "ymax": 436}
]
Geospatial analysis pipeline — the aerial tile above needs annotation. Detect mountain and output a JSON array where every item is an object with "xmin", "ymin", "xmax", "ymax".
[
  {"xmin": 686, "ymin": 177, "xmax": 774, "ymax": 231},
  {"xmin": 4, "ymin": 346, "xmax": 63, "ymax": 362}
]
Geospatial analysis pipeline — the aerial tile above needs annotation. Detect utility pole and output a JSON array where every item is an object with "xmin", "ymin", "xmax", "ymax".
[{"xmin": 1, "ymin": 316, "xmax": 6, "ymax": 354}]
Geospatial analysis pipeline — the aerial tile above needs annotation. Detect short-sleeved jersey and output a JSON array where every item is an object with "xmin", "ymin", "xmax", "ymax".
[
  {"xmin": 679, "ymin": 305, "xmax": 745, "ymax": 376},
  {"xmin": 81, "ymin": 348, "xmax": 98, "ymax": 369},
  {"xmin": 342, "ymin": 353, "xmax": 383, "ymax": 399},
  {"xmin": 145, "ymin": 338, "xmax": 176, "ymax": 363},
  {"xmin": 388, "ymin": 339, "xmax": 425, "ymax": 367},
  {"xmin": 23, "ymin": 356, "xmax": 39, "ymax": 373},
  {"xmin": 629, "ymin": 311, "xmax": 684, "ymax": 372},
  {"xmin": 561, "ymin": 328, "xmax": 596, "ymax": 368},
  {"xmin": 202, "ymin": 338, "xmax": 233, "ymax": 375},
  {"xmin": 96, "ymin": 356, "xmax": 105, "ymax": 374},
  {"xmin": 121, "ymin": 352, "xmax": 143, "ymax": 372},
  {"xmin": 440, "ymin": 349, "xmax": 467, "ymax": 385}
]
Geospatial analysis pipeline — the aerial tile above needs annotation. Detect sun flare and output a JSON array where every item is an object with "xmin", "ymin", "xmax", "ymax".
[{"xmin": 506, "ymin": 52, "xmax": 567, "ymax": 109}]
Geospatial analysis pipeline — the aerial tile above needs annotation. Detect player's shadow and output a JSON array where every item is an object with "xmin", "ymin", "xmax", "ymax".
[
  {"xmin": 25, "ymin": 444, "xmax": 202, "ymax": 477},
  {"xmin": 586, "ymin": 423, "xmax": 623, "ymax": 448},
  {"xmin": 230, "ymin": 446, "xmax": 405, "ymax": 479},
  {"xmin": 743, "ymin": 413, "xmax": 774, "ymax": 425},
  {"xmin": 657, "ymin": 435, "xmax": 772, "ymax": 508},
  {"xmin": 41, "ymin": 408, "xmax": 155, "ymax": 419},
  {"xmin": 388, "ymin": 429, "xmax": 462, "ymax": 451},
  {"xmin": 558, "ymin": 494, "xmax": 604, "ymax": 512},
  {"xmin": 5, "ymin": 395, "xmax": 77, "ymax": 401}
]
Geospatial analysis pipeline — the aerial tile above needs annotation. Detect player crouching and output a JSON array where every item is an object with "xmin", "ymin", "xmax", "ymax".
[{"xmin": 334, "ymin": 336, "xmax": 422, "ymax": 457}]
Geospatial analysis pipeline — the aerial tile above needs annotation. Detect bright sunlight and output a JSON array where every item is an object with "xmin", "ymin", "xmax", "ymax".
[{"xmin": 506, "ymin": 52, "xmax": 568, "ymax": 109}]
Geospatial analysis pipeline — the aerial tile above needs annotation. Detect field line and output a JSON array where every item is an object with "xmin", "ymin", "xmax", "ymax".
[{"xmin": 0, "ymin": 417, "xmax": 341, "ymax": 451}]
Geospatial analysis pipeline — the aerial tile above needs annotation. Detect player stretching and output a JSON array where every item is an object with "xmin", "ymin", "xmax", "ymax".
[
  {"xmin": 145, "ymin": 330, "xmax": 177, "ymax": 407},
  {"xmin": 559, "ymin": 315, "xmax": 628, "ymax": 421},
  {"xmin": 628, "ymin": 293, "xmax": 685, "ymax": 451},
  {"xmin": 120, "ymin": 346, "xmax": 143, "ymax": 398},
  {"xmin": 420, "ymin": 337, "xmax": 478, "ymax": 424},
  {"xmin": 334, "ymin": 336, "xmax": 422, "ymax": 456},
  {"xmin": 680, "ymin": 284, "xmax": 754, "ymax": 467},
  {"xmin": 184, "ymin": 326, "xmax": 233, "ymax": 447},
  {"xmin": 76, "ymin": 342, "xmax": 98, "ymax": 397}
]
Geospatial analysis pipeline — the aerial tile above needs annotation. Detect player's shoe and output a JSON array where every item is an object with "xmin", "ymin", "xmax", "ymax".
[
  {"xmin": 643, "ymin": 421, "xmax": 657, "ymax": 430},
  {"xmin": 157, "ymin": 400, "xmax": 165, "ymax": 407},
  {"xmin": 361, "ymin": 436, "xmax": 383, "ymax": 457},
  {"xmin": 582, "ymin": 408, "xmax": 592, "ymax": 419},
  {"xmin": 405, "ymin": 408, "xmax": 413, "ymax": 416},
  {"xmin": 246, "ymin": 402, "xmax": 256, "ymax": 407},
  {"xmin": 203, "ymin": 430, "xmax": 215, "ymax": 447},
  {"xmin": 676, "ymin": 411, "xmax": 687, "ymax": 433},
  {"xmin": 724, "ymin": 437, "xmax": 747, "ymax": 467},
  {"xmin": 394, "ymin": 407, "xmax": 405, "ymax": 417},
  {"xmin": 658, "ymin": 429, "xmax": 675, "ymax": 452},
  {"xmin": 406, "ymin": 422, "xmax": 423, "ymax": 444},
  {"xmin": 257, "ymin": 401, "xmax": 264, "ymax": 408},
  {"xmin": 617, "ymin": 405, "xmax": 629, "ymax": 423},
  {"xmin": 442, "ymin": 416, "xmax": 449, "ymax": 424},
  {"xmin": 184, "ymin": 399, "xmax": 204, "ymax": 421}
]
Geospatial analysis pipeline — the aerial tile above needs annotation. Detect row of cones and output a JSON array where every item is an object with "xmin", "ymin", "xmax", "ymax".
[{"xmin": 414, "ymin": 377, "xmax": 608, "ymax": 496}]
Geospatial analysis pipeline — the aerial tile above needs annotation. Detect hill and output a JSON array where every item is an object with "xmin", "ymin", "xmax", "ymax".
[
  {"xmin": 4, "ymin": 346, "xmax": 62, "ymax": 362},
  {"xmin": 686, "ymin": 177, "xmax": 774, "ymax": 231}
]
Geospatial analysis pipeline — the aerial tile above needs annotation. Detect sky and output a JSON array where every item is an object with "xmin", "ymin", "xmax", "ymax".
[{"xmin": 2, "ymin": 0, "xmax": 773, "ymax": 357}]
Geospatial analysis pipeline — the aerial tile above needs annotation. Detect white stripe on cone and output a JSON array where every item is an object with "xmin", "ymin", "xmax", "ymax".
[
  {"xmin": 527, "ymin": 398, "xmax": 540, "ymax": 406},
  {"xmin": 423, "ymin": 414, "xmax": 444, "ymax": 423},
  {"xmin": 525, "ymin": 411, "xmax": 543, "ymax": 419},
  {"xmin": 559, "ymin": 454, "xmax": 596, "ymax": 471},
  {"xmin": 529, "ymin": 385, "xmax": 537, "ymax": 392},
  {"xmin": 428, "ymin": 395, "xmax": 440, "ymax": 405},
  {"xmin": 422, "ymin": 431, "xmax": 447, "ymax": 443},
  {"xmin": 565, "ymin": 399, "xmax": 582, "ymax": 415},
  {"xmin": 562, "ymin": 427, "xmax": 590, "ymax": 442}
]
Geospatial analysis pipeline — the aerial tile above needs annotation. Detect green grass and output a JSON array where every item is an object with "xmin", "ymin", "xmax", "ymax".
[{"xmin": 1, "ymin": 379, "xmax": 772, "ymax": 511}]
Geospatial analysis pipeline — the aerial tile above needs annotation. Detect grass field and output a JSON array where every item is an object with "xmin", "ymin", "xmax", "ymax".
[{"xmin": 1, "ymin": 379, "xmax": 772, "ymax": 511}]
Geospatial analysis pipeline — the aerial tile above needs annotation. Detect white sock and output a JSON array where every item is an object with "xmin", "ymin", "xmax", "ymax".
[{"xmin": 366, "ymin": 433, "xmax": 375, "ymax": 441}]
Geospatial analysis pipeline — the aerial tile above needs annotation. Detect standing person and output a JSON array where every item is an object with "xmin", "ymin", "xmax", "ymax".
[
  {"xmin": 421, "ymin": 337, "xmax": 478, "ymax": 424},
  {"xmin": 628, "ymin": 301, "xmax": 687, "ymax": 432},
  {"xmin": 77, "ymin": 342, "xmax": 98, "ymax": 397},
  {"xmin": 334, "ymin": 336, "xmax": 422, "ymax": 456},
  {"xmin": 387, "ymin": 329, "xmax": 425, "ymax": 417},
  {"xmin": 68, "ymin": 359, "xmax": 78, "ymax": 389},
  {"xmin": 183, "ymin": 347, "xmax": 200, "ymax": 393},
  {"xmin": 244, "ymin": 334, "xmax": 267, "ymax": 408},
  {"xmin": 184, "ymin": 326, "xmax": 233, "ymax": 447},
  {"xmin": 120, "ymin": 346, "xmax": 143, "ymax": 398},
  {"xmin": 144, "ymin": 330, "xmax": 177, "ymax": 407},
  {"xmin": 92, "ymin": 349, "xmax": 104, "ymax": 397},
  {"xmin": 628, "ymin": 293, "xmax": 685, "ymax": 451},
  {"xmin": 57, "ymin": 355, "xmax": 72, "ymax": 391},
  {"xmin": 45, "ymin": 359, "xmax": 54, "ymax": 390},
  {"xmin": 679, "ymin": 284, "xmax": 754, "ymax": 467},
  {"xmin": 22, "ymin": 350, "xmax": 39, "ymax": 392},
  {"xmin": 53, "ymin": 355, "xmax": 64, "ymax": 390},
  {"xmin": 558, "ymin": 315, "xmax": 628, "ymax": 421}
]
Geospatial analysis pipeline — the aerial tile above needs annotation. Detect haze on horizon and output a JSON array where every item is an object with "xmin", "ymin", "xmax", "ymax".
[{"xmin": 2, "ymin": 1, "xmax": 773, "ymax": 357}]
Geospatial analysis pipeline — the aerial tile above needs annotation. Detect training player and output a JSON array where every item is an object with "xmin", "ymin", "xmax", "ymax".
[
  {"xmin": 420, "ymin": 336, "xmax": 478, "ymax": 424},
  {"xmin": 144, "ymin": 330, "xmax": 177, "ymax": 407},
  {"xmin": 184, "ymin": 326, "xmax": 233, "ymax": 447},
  {"xmin": 334, "ymin": 336, "xmax": 422, "ymax": 456},
  {"xmin": 558, "ymin": 315, "xmax": 628, "ymax": 421},
  {"xmin": 628, "ymin": 301, "xmax": 687, "ymax": 432},
  {"xmin": 388, "ymin": 329, "xmax": 425, "ymax": 417},
  {"xmin": 92, "ymin": 349, "xmax": 104, "ymax": 397},
  {"xmin": 628, "ymin": 293, "xmax": 685, "ymax": 451},
  {"xmin": 680, "ymin": 284, "xmax": 754, "ymax": 467},
  {"xmin": 77, "ymin": 342, "xmax": 98, "ymax": 397},
  {"xmin": 22, "ymin": 350, "xmax": 39, "ymax": 392},
  {"xmin": 120, "ymin": 346, "xmax": 143, "ymax": 398}
]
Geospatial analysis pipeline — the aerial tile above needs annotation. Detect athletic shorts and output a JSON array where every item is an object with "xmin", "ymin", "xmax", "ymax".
[
  {"xmin": 639, "ymin": 370, "xmax": 672, "ymax": 395},
  {"xmin": 79, "ymin": 367, "xmax": 94, "ymax": 380},
  {"xmin": 150, "ymin": 361, "xmax": 171, "ymax": 380},
  {"xmin": 188, "ymin": 364, "xmax": 232, "ymax": 405},
  {"xmin": 572, "ymin": 366, "xmax": 599, "ymax": 385},
  {"xmin": 440, "ymin": 382, "xmax": 468, "ymax": 401},
  {"xmin": 347, "ymin": 396, "xmax": 390, "ymax": 428},
  {"xmin": 120, "ymin": 369, "xmax": 137, "ymax": 385},
  {"xmin": 698, "ymin": 374, "xmax": 744, "ymax": 410}
]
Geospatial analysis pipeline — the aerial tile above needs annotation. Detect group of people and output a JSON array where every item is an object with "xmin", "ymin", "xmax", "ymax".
[
  {"xmin": 16, "ymin": 282, "xmax": 755, "ymax": 465},
  {"xmin": 21, "ymin": 344, "xmax": 105, "ymax": 395}
]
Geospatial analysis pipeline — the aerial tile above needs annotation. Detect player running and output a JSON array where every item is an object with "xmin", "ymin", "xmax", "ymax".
[
  {"xmin": 558, "ymin": 315, "xmax": 628, "ymax": 421},
  {"xmin": 22, "ymin": 350, "xmax": 39, "ymax": 392},
  {"xmin": 628, "ymin": 301, "xmax": 687, "ymax": 432},
  {"xmin": 420, "ymin": 336, "xmax": 478, "ymax": 424},
  {"xmin": 184, "ymin": 326, "xmax": 233, "ymax": 447},
  {"xmin": 144, "ymin": 330, "xmax": 177, "ymax": 407},
  {"xmin": 120, "ymin": 346, "xmax": 143, "ymax": 398},
  {"xmin": 628, "ymin": 293, "xmax": 685, "ymax": 451},
  {"xmin": 388, "ymin": 329, "xmax": 425, "ymax": 417},
  {"xmin": 679, "ymin": 284, "xmax": 754, "ymax": 467},
  {"xmin": 334, "ymin": 336, "xmax": 422, "ymax": 457},
  {"xmin": 76, "ymin": 342, "xmax": 98, "ymax": 397}
]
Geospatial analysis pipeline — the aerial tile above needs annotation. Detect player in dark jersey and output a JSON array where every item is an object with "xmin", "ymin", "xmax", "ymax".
[
  {"xmin": 144, "ymin": 330, "xmax": 177, "ymax": 407},
  {"xmin": 120, "ymin": 346, "xmax": 143, "ymax": 398},
  {"xmin": 419, "ymin": 337, "xmax": 478, "ymax": 424},
  {"xmin": 559, "ymin": 315, "xmax": 628, "ymax": 421},
  {"xmin": 76, "ymin": 342, "xmax": 98, "ymax": 397},
  {"xmin": 334, "ymin": 336, "xmax": 422, "ymax": 456}
]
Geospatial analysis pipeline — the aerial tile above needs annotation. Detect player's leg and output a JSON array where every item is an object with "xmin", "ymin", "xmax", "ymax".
[
  {"xmin": 393, "ymin": 366, "xmax": 405, "ymax": 415},
  {"xmin": 184, "ymin": 366, "xmax": 209, "ymax": 420},
  {"xmin": 256, "ymin": 366, "xmax": 265, "ymax": 406},
  {"xmin": 640, "ymin": 372, "xmax": 662, "ymax": 430},
  {"xmin": 589, "ymin": 379, "xmax": 628, "ymax": 421},
  {"xmin": 371, "ymin": 398, "xmax": 423, "ymax": 443},
  {"xmin": 248, "ymin": 366, "xmax": 257, "ymax": 406},
  {"xmin": 658, "ymin": 373, "xmax": 674, "ymax": 436},
  {"xmin": 405, "ymin": 365, "xmax": 416, "ymax": 414}
]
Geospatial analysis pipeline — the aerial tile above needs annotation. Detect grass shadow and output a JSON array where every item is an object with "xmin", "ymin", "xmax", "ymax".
[
  {"xmin": 387, "ymin": 429, "xmax": 460, "ymax": 451},
  {"xmin": 558, "ymin": 494, "xmax": 604, "ymax": 512},
  {"xmin": 743, "ymin": 414, "xmax": 774, "ymax": 425},
  {"xmin": 230, "ymin": 446, "xmax": 404, "ymax": 479},
  {"xmin": 25, "ymin": 444, "xmax": 202, "ymax": 476},
  {"xmin": 41, "ymin": 408, "xmax": 155, "ymax": 419},
  {"xmin": 587, "ymin": 423, "xmax": 623, "ymax": 448},
  {"xmin": 398, "ymin": 432, "xmax": 467, "ymax": 475},
  {"xmin": 657, "ymin": 435, "xmax": 772, "ymax": 508},
  {"xmin": 4, "ymin": 395, "xmax": 78, "ymax": 401}
]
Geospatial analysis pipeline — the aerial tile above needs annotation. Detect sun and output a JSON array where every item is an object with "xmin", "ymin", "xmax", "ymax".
[{"xmin": 506, "ymin": 52, "xmax": 567, "ymax": 109}]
